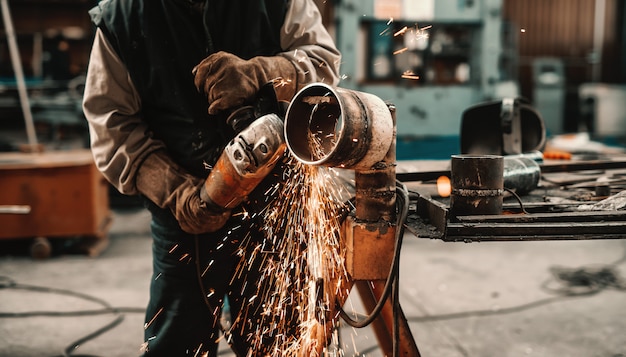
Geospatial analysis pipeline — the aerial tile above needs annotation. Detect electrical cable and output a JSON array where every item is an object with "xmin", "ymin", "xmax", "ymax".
[
  {"xmin": 391, "ymin": 242, "xmax": 400, "ymax": 356},
  {"xmin": 54, "ymin": 316, "xmax": 125, "ymax": 357},
  {"xmin": 335, "ymin": 181, "xmax": 410, "ymax": 333},
  {"xmin": 393, "ymin": 181, "xmax": 409, "ymax": 357},
  {"xmin": 194, "ymin": 178, "xmax": 412, "ymax": 354},
  {"xmin": 193, "ymin": 235, "xmax": 247, "ymax": 356},
  {"xmin": 334, "ymin": 181, "xmax": 417, "ymax": 357},
  {"xmin": 503, "ymin": 187, "xmax": 529, "ymax": 214},
  {"xmin": 0, "ymin": 275, "xmax": 146, "ymax": 357},
  {"xmin": 338, "ymin": 184, "xmax": 625, "ymax": 356},
  {"xmin": 400, "ymin": 245, "xmax": 626, "ymax": 325}
]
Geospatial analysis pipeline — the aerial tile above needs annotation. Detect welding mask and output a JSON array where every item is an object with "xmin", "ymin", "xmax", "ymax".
[{"xmin": 460, "ymin": 98, "xmax": 546, "ymax": 156}]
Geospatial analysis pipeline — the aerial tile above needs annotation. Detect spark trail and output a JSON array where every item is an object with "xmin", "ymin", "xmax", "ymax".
[{"xmin": 232, "ymin": 153, "xmax": 353, "ymax": 356}]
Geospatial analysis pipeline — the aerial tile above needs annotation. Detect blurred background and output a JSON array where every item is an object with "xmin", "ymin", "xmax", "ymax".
[
  {"xmin": 0, "ymin": 1, "xmax": 625, "ymax": 356},
  {"xmin": 0, "ymin": 0, "xmax": 624, "ymax": 156}
]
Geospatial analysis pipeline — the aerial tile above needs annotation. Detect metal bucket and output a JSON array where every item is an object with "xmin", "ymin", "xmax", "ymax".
[{"xmin": 450, "ymin": 155, "xmax": 504, "ymax": 217}]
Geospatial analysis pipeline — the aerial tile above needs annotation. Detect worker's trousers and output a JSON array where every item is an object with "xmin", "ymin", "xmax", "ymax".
[{"xmin": 140, "ymin": 199, "xmax": 261, "ymax": 357}]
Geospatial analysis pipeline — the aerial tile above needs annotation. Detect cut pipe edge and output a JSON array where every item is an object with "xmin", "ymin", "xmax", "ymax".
[{"xmin": 285, "ymin": 83, "xmax": 393, "ymax": 170}]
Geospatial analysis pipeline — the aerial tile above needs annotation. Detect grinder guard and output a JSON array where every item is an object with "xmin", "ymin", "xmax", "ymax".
[{"xmin": 203, "ymin": 113, "xmax": 285, "ymax": 210}]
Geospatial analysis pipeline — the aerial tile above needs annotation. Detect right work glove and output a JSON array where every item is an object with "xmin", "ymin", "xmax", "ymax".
[
  {"xmin": 192, "ymin": 51, "xmax": 297, "ymax": 115},
  {"xmin": 135, "ymin": 150, "xmax": 231, "ymax": 234}
]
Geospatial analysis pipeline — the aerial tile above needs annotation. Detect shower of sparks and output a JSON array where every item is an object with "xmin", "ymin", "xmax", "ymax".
[
  {"xmin": 272, "ymin": 77, "xmax": 293, "ymax": 88},
  {"xmin": 401, "ymin": 70, "xmax": 420, "ymax": 80},
  {"xmin": 144, "ymin": 307, "xmax": 163, "ymax": 330},
  {"xmin": 393, "ymin": 47, "xmax": 408, "ymax": 55},
  {"xmin": 380, "ymin": 18, "xmax": 393, "ymax": 36},
  {"xmin": 395, "ymin": 24, "xmax": 431, "ymax": 47},
  {"xmin": 415, "ymin": 24, "xmax": 432, "ymax": 41},
  {"xmin": 160, "ymin": 133, "xmax": 353, "ymax": 353},
  {"xmin": 226, "ymin": 124, "xmax": 353, "ymax": 355},
  {"xmin": 394, "ymin": 26, "xmax": 408, "ymax": 37},
  {"xmin": 385, "ymin": 22, "xmax": 432, "ymax": 82}
]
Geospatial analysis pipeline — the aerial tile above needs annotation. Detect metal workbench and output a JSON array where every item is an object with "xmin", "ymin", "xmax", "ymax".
[{"xmin": 398, "ymin": 157, "xmax": 626, "ymax": 242}]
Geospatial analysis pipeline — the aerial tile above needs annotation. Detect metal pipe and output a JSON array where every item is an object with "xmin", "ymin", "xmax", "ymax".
[
  {"xmin": 1, "ymin": 0, "xmax": 38, "ymax": 148},
  {"xmin": 354, "ymin": 104, "xmax": 396, "ymax": 222},
  {"xmin": 285, "ymin": 85, "xmax": 420, "ymax": 355},
  {"xmin": 284, "ymin": 83, "xmax": 393, "ymax": 170},
  {"xmin": 450, "ymin": 154, "xmax": 504, "ymax": 217},
  {"xmin": 284, "ymin": 84, "xmax": 396, "ymax": 221},
  {"xmin": 503, "ymin": 156, "xmax": 541, "ymax": 194},
  {"xmin": 592, "ymin": 0, "xmax": 606, "ymax": 82}
]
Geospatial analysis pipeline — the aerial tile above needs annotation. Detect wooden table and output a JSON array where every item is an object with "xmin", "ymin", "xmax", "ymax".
[{"xmin": 0, "ymin": 149, "xmax": 111, "ymax": 258}]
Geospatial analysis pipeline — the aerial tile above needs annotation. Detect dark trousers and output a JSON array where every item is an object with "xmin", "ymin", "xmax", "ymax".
[
  {"xmin": 141, "ymin": 157, "xmax": 296, "ymax": 356},
  {"xmin": 141, "ymin": 200, "xmax": 259, "ymax": 357}
]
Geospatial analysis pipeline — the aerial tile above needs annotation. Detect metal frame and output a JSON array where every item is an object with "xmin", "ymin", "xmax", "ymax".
[{"xmin": 400, "ymin": 159, "xmax": 626, "ymax": 242}]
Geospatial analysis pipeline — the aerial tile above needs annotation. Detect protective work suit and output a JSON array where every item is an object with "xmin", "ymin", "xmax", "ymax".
[{"xmin": 82, "ymin": 0, "xmax": 341, "ymax": 355}]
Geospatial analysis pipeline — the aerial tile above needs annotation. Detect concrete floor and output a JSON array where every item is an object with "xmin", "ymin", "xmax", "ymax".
[
  {"xmin": 2, "ymin": 80, "xmax": 626, "ymax": 357},
  {"xmin": 1, "ymin": 206, "xmax": 625, "ymax": 357}
]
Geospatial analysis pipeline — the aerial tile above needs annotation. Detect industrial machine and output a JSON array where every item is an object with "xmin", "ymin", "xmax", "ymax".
[
  {"xmin": 334, "ymin": 0, "xmax": 511, "ymax": 159},
  {"xmin": 579, "ymin": 83, "xmax": 626, "ymax": 141},
  {"xmin": 532, "ymin": 57, "xmax": 566, "ymax": 136}
]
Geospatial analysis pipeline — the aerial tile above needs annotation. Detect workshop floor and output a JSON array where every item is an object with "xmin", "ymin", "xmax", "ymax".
[
  {"xmin": 1, "ymin": 205, "xmax": 625, "ymax": 357},
  {"xmin": 3, "ymin": 82, "xmax": 626, "ymax": 357},
  {"xmin": 0, "ymin": 191, "xmax": 626, "ymax": 357}
]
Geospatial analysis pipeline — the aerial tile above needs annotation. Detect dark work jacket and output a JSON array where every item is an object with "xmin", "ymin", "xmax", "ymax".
[{"xmin": 89, "ymin": 0, "xmax": 287, "ymax": 178}]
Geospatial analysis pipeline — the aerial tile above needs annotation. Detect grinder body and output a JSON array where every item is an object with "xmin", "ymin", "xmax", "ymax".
[{"xmin": 203, "ymin": 113, "xmax": 285, "ymax": 211}]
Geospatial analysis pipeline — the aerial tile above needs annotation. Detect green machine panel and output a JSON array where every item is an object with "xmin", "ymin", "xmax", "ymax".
[{"xmin": 334, "ymin": 0, "xmax": 509, "ymax": 159}]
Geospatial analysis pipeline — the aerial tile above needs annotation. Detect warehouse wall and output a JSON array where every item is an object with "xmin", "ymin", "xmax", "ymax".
[{"xmin": 503, "ymin": 0, "xmax": 624, "ymax": 132}]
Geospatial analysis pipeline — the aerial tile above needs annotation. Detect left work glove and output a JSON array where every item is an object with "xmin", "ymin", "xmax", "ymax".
[
  {"xmin": 136, "ymin": 150, "xmax": 231, "ymax": 234},
  {"xmin": 193, "ymin": 51, "xmax": 296, "ymax": 115}
]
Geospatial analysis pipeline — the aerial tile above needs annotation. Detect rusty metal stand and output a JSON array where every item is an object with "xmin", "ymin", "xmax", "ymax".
[
  {"xmin": 355, "ymin": 273, "xmax": 421, "ymax": 357},
  {"xmin": 340, "ymin": 105, "xmax": 421, "ymax": 357},
  {"xmin": 284, "ymin": 84, "xmax": 421, "ymax": 355}
]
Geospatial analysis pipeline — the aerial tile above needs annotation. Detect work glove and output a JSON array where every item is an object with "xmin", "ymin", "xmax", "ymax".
[
  {"xmin": 135, "ymin": 150, "xmax": 231, "ymax": 234},
  {"xmin": 193, "ymin": 51, "xmax": 296, "ymax": 115}
]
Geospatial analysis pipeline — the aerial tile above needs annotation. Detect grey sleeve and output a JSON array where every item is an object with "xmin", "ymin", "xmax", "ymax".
[
  {"xmin": 278, "ymin": 0, "xmax": 342, "ymax": 89},
  {"xmin": 82, "ymin": 29, "xmax": 166, "ymax": 195}
]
